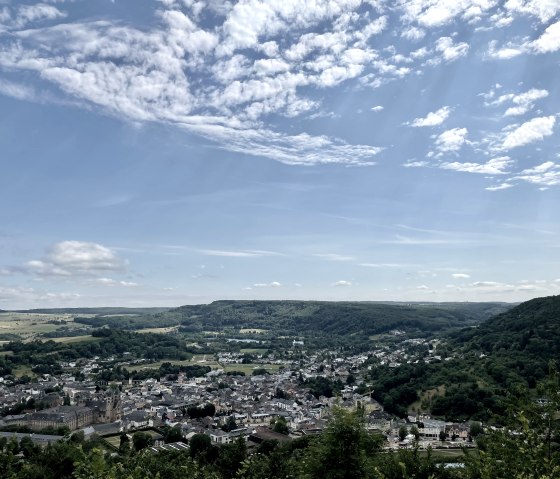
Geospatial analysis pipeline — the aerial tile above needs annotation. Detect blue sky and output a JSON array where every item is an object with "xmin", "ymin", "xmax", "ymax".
[{"xmin": 1, "ymin": 0, "xmax": 560, "ymax": 308}]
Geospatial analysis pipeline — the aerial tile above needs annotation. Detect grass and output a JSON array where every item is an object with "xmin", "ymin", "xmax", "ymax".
[
  {"xmin": 50, "ymin": 335, "xmax": 101, "ymax": 344},
  {"xmin": 134, "ymin": 357, "xmax": 221, "ymax": 371},
  {"xmin": 0, "ymin": 312, "xmax": 88, "ymax": 340},
  {"xmin": 103, "ymin": 436, "xmax": 122, "ymax": 448},
  {"xmin": 240, "ymin": 348, "xmax": 269, "ymax": 354},
  {"xmin": 223, "ymin": 363, "xmax": 280, "ymax": 374},
  {"xmin": 13, "ymin": 365, "xmax": 34, "ymax": 378},
  {"xmin": 137, "ymin": 327, "xmax": 178, "ymax": 334},
  {"xmin": 409, "ymin": 385, "xmax": 446, "ymax": 412},
  {"xmin": 418, "ymin": 447, "xmax": 470, "ymax": 460}
]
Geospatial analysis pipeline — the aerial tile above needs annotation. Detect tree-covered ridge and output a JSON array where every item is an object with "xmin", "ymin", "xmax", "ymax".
[
  {"xmin": 452, "ymin": 294, "xmax": 560, "ymax": 357},
  {"xmin": 371, "ymin": 295, "xmax": 560, "ymax": 421},
  {"xmin": 175, "ymin": 300, "xmax": 511, "ymax": 336},
  {"xmin": 0, "ymin": 329, "xmax": 191, "ymax": 378}
]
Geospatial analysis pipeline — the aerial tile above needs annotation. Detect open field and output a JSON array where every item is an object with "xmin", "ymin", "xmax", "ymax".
[
  {"xmin": 418, "ymin": 447, "xmax": 470, "ymax": 460},
  {"xmin": 135, "ymin": 356, "xmax": 220, "ymax": 371},
  {"xmin": 137, "ymin": 327, "xmax": 178, "ymax": 334},
  {"xmin": 240, "ymin": 348, "xmax": 269, "ymax": 354},
  {"xmin": 50, "ymin": 335, "xmax": 102, "ymax": 344},
  {"xmin": 0, "ymin": 312, "xmax": 88, "ymax": 340},
  {"xmin": 409, "ymin": 385, "xmax": 446, "ymax": 412},
  {"xmin": 103, "ymin": 436, "xmax": 122, "ymax": 448},
  {"xmin": 13, "ymin": 365, "xmax": 34, "ymax": 377},
  {"xmin": 223, "ymin": 363, "xmax": 280, "ymax": 374}
]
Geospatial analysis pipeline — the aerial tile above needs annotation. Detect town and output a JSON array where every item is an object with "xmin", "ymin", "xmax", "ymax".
[{"xmin": 0, "ymin": 331, "xmax": 475, "ymax": 455}]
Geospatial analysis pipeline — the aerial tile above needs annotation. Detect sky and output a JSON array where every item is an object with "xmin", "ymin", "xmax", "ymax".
[{"xmin": 1, "ymin": 0, "xmax": 560, "ymax": 309}]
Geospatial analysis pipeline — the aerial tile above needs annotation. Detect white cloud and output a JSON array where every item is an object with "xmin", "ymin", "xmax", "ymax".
[
  {"xmin": 400, "ymin": 0, "xmax": 497, "ymax": 28},
  {"xmin": 514, "ymin": 162, "xmax": 560, "ymax": 186},
  {"xmin": 25, "ymin": 241, "xmax": 127, "ymax": 277},
  {"xmin": 485, "ymin": 182, "xmax": 514, "ymax": 191},
  {"xmin": 487, "ymin": 39, "xmax": 524, "ymax": 59},
  {"xmin": 520, "ymin": 161, "xmax": 556, "ymax": 174},
  {"xmin": 434, "ymin": 36, "xmax": 469, "ymax": 62},
  {"xmin": 198, "ymin": 249, "xmax": 281, "ymax": 257},
  {"xmin": 403, "ymin": 160, "xmax": 430, "ymax": 168},
  {"xmin": 96, "ymin": 278, "xmax": 139, "ymax": 287},
  {"xmin": 440, "ymin": 156, "xmax": 513, "ymax": 174},
  {"xmin": 0, "ymin": 5, "xmax": 386, "ymax": 167},
  {"xmin": 0, "ymin": 78, "xmax": 37, "ymax": 101},
  {"xmin": 331, "ymin": 280, "xmax": 352, "ymax": 286},
  {"xmin": 253, "ymin": 281, "xmax": 282, "ymax": 287},
  {"xmin": 401, "ymin": 26, "xmax": 425, "ymax": 41},
  {"xmin": 371, "ymin": 105, "xmax": 384, "ymax": 112},
  {"xmin": 218, "ymin": 0, "xmax": 363, "ymax": 55},
  {"xmin": 505, "ymin": 0, "xmax": 560, "ymax": 23},
  {"xmin": 360, "ymin": 263, "xmax": 417, "ymax": 268},
  {"xmin": 0, "ymin": 286, "xmax": 80, "ymax": 307},
  {"xmin": 530, "ymin": 20, "xmax": 560, "ymax": 54},
  {"xmin": 452, "ymin": 273, "xmax": 471, "ymax": 278},
  {"xmin": 12, "ymin": 4, "xmax": 66, "ymax": 29},
  {"xmin": 501, "ymin": 116, "xmax": 556, "ymax": 150},
  {"xmin": 435, "ymin": 127, "xmax": 468, "ymax": 152},
  {"xmin": 504, "ymin": 88, "xmax": 548, "ymax": 116},
  {"xmin": 408, "ymin": 106, "xmax": 451, "ymax": 127},
  {"xmin": 313, "ymin": 253, "xmax": 355, "ymax": 261}
]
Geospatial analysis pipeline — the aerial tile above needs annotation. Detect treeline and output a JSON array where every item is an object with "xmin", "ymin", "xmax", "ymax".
[
  {"xmin": 73, "ymin": 313, "xmax": 180, "ymax": 330},
  {"xmin": 175, "ymin": 300, "xmax": 511, "ymax": 338},
  {"xmin": 96, "ymin": 363, "xmax": 210, "ymax": 382},
  {"xmin": 371, "ymin": 295, "xmax": 560, "ymax": 421},
  {"xmin": 0, "ymin": 330, "xmax": 192, "ymax": 376}
]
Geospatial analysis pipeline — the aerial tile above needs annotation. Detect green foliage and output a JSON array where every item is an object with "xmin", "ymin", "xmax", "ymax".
[
  {"xmin": 272, "ymin": 416, "xmax": 290, "ymax": 435},
  {"xmin": 172, "ymin": 300, "xmax": 510, "ymax": 350},
  {"xmin": 304, "ymin": 376, "xmax": 344, "ymax": 399},
  {"xmin": 132, "ymin": 432, "xmax": 154, "ymax": 451},
  {"xmin": 0, "ymin": 329, "xmax": 192, "ymax": 372},
  {"xmin": 463, "ymin": 368, "xmax": 560, "ymax": 479},
  {"xmin": 302, "ymin": 407, "xmax": 383, "ymax": 479}
]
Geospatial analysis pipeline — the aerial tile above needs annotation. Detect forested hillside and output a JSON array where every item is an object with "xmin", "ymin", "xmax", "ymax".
[
  {"xmin": 174, "ymin": 300, "xmax": 510, "ymax": 336},
  {"xmin": 371, "ymin": 295, "xmax": 560, "ymax": 421},
  {"xmin": 452, "ymin": 294, "xmax": 560, "ymax": 360}
]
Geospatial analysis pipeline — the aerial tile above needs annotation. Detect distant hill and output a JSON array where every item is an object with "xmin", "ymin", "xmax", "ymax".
[
  {"xmin": 369, "ymin": 295, "xmax": 559, "ymax": 420},
  {"xmin": 453, "ymin": 294, "xmax": 560, "ymax": 365},
  {"xmin": 13, "ymin": 307, "xmax": 171, "ymax": 315},
  {"xmin": 174, "ymin": 300, "xmax": 512, "ymax": 337},
  {"xmin": 8, "ymin": 301, "xmax": 513, "ymax": 341}
]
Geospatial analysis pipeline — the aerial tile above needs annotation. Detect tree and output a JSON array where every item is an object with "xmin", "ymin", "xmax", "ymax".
[
  {"xmin": 398, "ymin": 426, "xmax": 407, "ymax": 442},
  {"xmin": 164, "ymin": 426, "xmax": 183, "ymax": 444},
  {"xmin": 464, "ymin": 368, "xmax": 560, "ymax": 479},
  {"xmin": 410, "ymin": 425, "xmax": 420, "ymax": 441},
  {"xmin": 272, "ymin": 416, "xmax": 290, "ymax": 435},
  {"xmin": 132, "ymin": 431, "xmax": 154, "ymax": 451},
  {"xmin": 216, "ymin": 436, "xmax": 247, "ymax": 479},
  {"xmin": 189, "ymin": 433, "xmax": 213, "ymax": 461},
  {"xmin": 302, "ymin": 406, "xmax": 383, "ymax": 479},
  {"xmin": 438, "ymin": 430, "xmax": 447, "ymax": 442},
  {"xmin": 222, "ymin": 416, "xmax": 238, "ymax": 432},
  {"xmin": 19, "ymin": 436, "xmax": 40, "ymax": 459}
]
